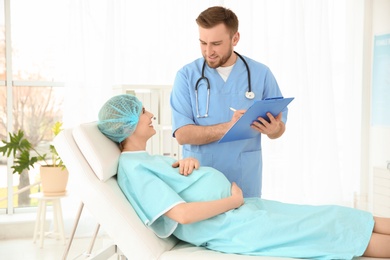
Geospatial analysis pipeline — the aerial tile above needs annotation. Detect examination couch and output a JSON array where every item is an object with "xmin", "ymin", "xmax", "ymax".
[{"xmin": 53, "ymin": 122, "xmax": 303, "ymax": 259}]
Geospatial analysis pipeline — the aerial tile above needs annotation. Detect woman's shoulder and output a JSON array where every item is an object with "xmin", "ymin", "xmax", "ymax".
[{"xmin": 121, "ymin": 151, "xmax": 174, "ymax": 160}]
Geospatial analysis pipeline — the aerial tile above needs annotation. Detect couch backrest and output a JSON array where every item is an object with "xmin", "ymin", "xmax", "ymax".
[
  {"xmin": 54, "ymin": 122, "xmax": 178, "ymax": 259},
  {"xmin": 72, "ymin": 122, "xmax": 120, "ymax": 181}
]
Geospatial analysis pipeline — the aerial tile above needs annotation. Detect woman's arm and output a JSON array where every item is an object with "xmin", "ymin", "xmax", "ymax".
[{"xmin": 164, "ymin": 182, "xmax": 244, "ymax": 224}]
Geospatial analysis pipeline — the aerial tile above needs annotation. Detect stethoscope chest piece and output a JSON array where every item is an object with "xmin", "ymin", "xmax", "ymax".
[{"xmin": 245, "ymin": 91, "xmax": 255, "ymax": 99}]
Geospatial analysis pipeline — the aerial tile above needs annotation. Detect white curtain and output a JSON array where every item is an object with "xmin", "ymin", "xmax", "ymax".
[{"xmin": 65, "ymin": 0, "xmax": 364, "ymax": 206}]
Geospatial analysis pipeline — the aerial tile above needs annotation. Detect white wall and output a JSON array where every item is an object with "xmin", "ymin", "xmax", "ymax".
[
  {"xmin": 362, "ymin": 0, "xmax": 390, "ymax": 211},
  {"xmin": 370, "ymin": 1, "xmax": 390, "ymax": 167}
]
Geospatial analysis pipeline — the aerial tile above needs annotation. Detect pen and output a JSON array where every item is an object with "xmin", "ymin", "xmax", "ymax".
[{"xmin": 229, "ymin": 107, "xmax": 237, "ymax": 112}]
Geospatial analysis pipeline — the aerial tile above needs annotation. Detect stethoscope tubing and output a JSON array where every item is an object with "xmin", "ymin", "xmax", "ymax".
[
  {"xmin": 234, "ymin": 51, "xmax": 251, "ymax": 95},
  {"xmin": 195, "ymin": 51, "xmax": 251, "ymax": 92},
  {"xmin": 195, "ymin": 51, "xmax": 253, "ymax": 118}
]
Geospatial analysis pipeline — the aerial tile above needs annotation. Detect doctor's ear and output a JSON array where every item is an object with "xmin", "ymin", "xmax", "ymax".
[{"xmin": 232, "ymin": 32, "xmax": 240, "ymax": 45}]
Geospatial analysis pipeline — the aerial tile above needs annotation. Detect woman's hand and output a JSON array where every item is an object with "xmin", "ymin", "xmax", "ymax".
[
  {"xmin": 165, "ymin": 182, "xmax": 244, "ymax": 224},
  {"xmin": 172, "ymin": 157, "xmax": 200, "ymax": 176},
  {"xmin": 230, "ymin": 182, "xmax": 244, "ymax": 208}
]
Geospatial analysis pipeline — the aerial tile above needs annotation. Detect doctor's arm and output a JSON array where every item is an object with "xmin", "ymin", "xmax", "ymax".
[
  {"xmin": 164, "ymin": 182, "xmax": 244, "ymax": 224},
  {"xmin": 174, "ymin": 110, "xmax": 245, "ymax": 145},
  {"xmin": 174, "ymin": 123, "xmax": 229, "ymax": 145}
]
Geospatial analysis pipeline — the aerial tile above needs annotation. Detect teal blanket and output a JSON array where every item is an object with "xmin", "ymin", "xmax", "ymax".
[{"xmin": 117, "ymin": 151, "xmax": 373, "ymax": 260}]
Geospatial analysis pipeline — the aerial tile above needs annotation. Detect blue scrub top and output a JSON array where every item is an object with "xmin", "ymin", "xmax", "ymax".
[{"xmin": 170, "ymin": 54, "xmax": 287, "ymax": 197}]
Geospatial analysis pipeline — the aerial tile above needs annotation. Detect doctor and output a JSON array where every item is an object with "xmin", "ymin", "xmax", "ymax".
[{"xmin": 170, "ymin": 6, "xmax": 288, "ymax": 198}]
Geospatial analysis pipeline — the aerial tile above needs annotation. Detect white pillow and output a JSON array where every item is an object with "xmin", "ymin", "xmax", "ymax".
[{"xmin": 72, "ymin": 121, "xmax": 121, "ymax": 181}]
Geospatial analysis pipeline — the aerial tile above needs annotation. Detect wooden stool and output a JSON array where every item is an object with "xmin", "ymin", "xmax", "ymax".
[{"xmin": 30, "ymin": 192, "xmax": 67, "ymax": 248}]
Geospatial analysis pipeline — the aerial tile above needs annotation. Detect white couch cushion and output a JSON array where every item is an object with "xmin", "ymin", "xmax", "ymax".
[
  {"xmin": 72, "ymin": 121, "xmax": 121, "ymax": 181},
  {"xmin": 55, "ymin": 127, "xmax": 179, "ymax": 259}
]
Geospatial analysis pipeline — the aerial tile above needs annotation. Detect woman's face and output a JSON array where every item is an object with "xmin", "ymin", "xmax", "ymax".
[{"xmin": 133, "ymin": 107, "xmax": 156, "ymax": 140}]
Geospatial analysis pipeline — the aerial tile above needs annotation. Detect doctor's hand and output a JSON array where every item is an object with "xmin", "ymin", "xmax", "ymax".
[
  {"xmin": 230, "ymin": 109, "xmax": 246, "ymax": 124},
  {"xmin": 251, "ymin": 112, "xmax": 285, "ymax": 139},
  {"xmin": 172, "ymin": 157, "xmax": 200, "ymax": 176}
]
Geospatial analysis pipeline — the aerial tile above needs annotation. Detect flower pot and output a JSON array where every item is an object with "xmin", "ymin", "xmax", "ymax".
[{"xmin": 40, "ymin": 166, "xmax": 69, "ymax": 196}]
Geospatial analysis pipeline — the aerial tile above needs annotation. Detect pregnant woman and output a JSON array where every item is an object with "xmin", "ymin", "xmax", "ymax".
[{"xmin": 97, "ymin": 94, "xmax": 390, "ymax": 259}]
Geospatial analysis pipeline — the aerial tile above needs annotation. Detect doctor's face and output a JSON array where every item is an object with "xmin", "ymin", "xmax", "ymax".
[{"xmin": 198, "ymin": 23, "xmax": 239, "ymax": 68}]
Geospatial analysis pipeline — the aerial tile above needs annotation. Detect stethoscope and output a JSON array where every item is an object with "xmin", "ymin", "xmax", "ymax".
[{"xmin": 195, "ymin": 51, "xmax": 254, "ymax": 118}]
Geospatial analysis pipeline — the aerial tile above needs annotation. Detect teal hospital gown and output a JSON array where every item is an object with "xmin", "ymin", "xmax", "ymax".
[{"xmin": 117, "ymin": 151, "xmax": 374, "ymax": 260}]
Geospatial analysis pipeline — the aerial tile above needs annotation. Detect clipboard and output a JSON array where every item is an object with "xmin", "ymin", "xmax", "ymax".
[{"xmin": 218, "ymin": 97, "xmax": 294, "ymax": 143}]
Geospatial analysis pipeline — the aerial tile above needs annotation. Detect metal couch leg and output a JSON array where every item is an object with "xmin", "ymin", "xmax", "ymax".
[
  {"xmin": 62, "ymin": 202, "xmax": 84, "ymax": 260},
  {"xmin": 84, "ymin": 223, "xmax": 100, "ymax": 256},
  {"xmin": 62, "ymin": 201, "xmax": 119, "ymax": 260}
]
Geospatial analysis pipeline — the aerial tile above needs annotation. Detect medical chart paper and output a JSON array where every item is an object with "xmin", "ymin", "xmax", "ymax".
[{"xmin": 218, "ymin": 97, "xmax": 294, "ymax": 143}]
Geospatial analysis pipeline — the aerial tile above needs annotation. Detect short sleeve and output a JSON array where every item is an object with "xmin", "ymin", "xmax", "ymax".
[
  {"xmin": 170, "ymin": 67, "xmax": 196, "ymax": 136},
  {"xmin": 117, "ymin": 156, "xmax": 185, "ymax": 238}
]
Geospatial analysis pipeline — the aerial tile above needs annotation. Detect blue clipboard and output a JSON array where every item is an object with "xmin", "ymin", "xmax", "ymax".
[{"xmin": 218, "ymin": 97, "xmax": 294, "ymax": 143}]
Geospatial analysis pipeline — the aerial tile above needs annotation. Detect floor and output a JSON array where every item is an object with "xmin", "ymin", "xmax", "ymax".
[
  {"xmin": 0, "ymin": 236, "xmax": 383, "ymax": 260},
  {"xmin": 0, "ymin": 209, "xmax": 382, "ymax": 260},
  {"xmin": 0, "ymin": 235, "xmax": 120, "ymax": 260},
  {"xmin": 0, "ymin": 235, "xmax": 384, "ymax": 260},
  {"xmin": 0, "ymin": 196, "xmax": 122, "ymax": 260}
]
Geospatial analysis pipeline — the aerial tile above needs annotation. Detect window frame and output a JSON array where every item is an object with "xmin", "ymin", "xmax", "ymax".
[{"xmin": 0, "ymin": 0, "xmax": 65, "ymax": 214}]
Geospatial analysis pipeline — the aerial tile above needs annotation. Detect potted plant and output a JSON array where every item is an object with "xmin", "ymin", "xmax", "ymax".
[{"xmin": 0, "ymin": 122, "xmax": 68, "ymax": 196}]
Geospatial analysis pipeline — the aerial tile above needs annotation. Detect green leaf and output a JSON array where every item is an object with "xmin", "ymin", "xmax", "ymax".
[
  {"xmin": 11, "ymin": 150, "xmax": 37, "ymax": 174},
  {"xmin": 1, "ymin": 122, "xmax": 66, "ymax": 174},
  {"xmin": 0, "ymin": 130, "xmax": 32, "ymax": 157}
]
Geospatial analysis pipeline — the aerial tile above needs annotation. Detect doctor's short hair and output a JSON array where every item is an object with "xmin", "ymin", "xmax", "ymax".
[{"xmin": 196, "ymin": 6, "xmax": 239, "ymax": 38}]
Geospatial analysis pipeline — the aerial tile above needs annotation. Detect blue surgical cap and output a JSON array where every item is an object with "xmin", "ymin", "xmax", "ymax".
[{"xmin": 97, "ymin": 94, "xmax": 143, "ymax": 143}]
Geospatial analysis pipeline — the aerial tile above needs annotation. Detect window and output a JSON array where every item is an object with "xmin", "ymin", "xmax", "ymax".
[{"xmin": 0, "ymin": 0, "xmax": 67, "ymax": 214}]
